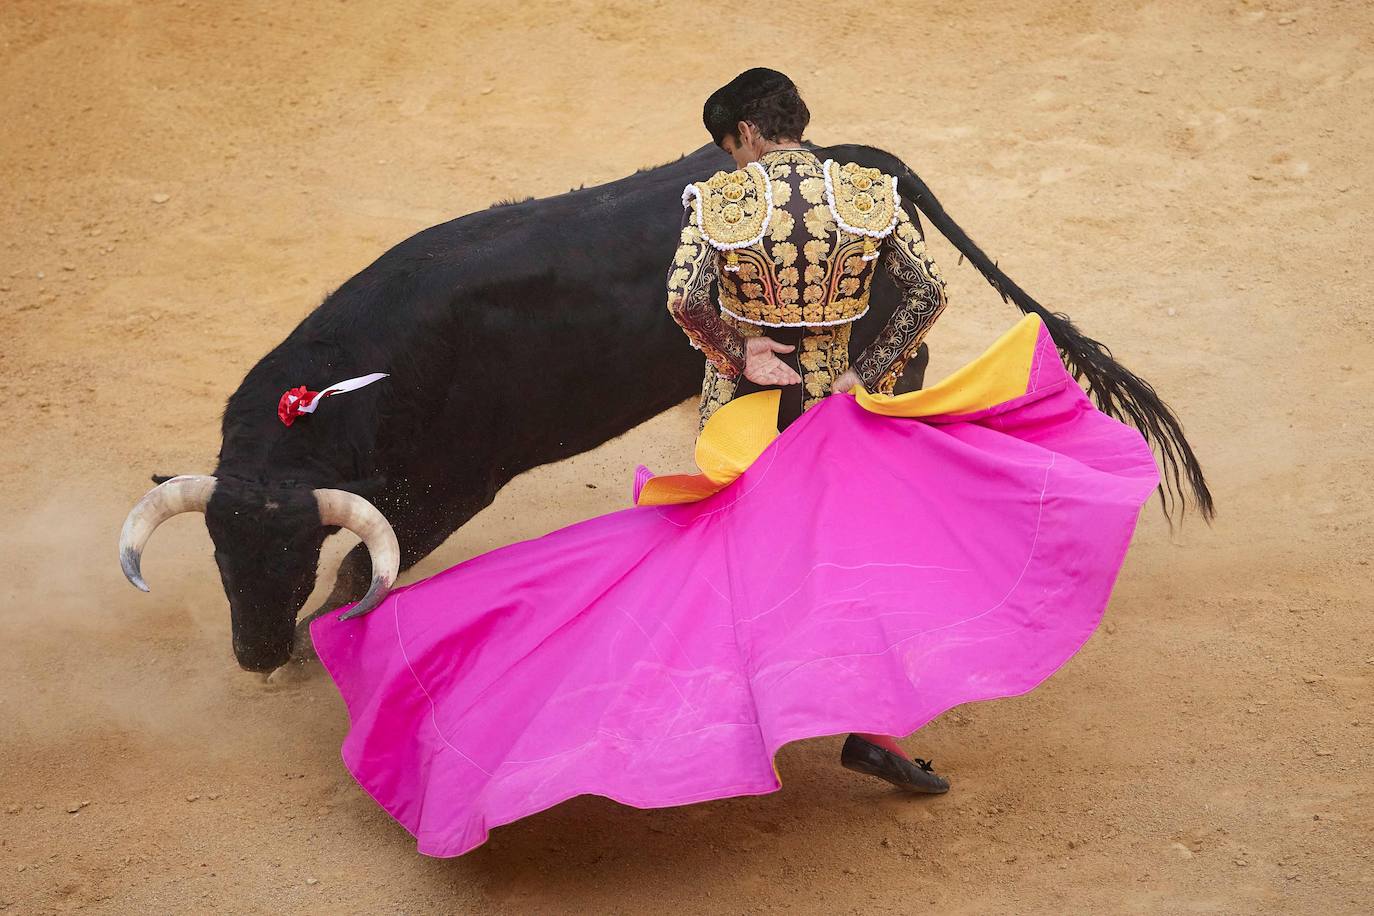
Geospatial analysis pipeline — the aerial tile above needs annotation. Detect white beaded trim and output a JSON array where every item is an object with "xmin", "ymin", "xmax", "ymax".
[
  {"xmin": 719, "ymin": 302, "xmax": 870, "ymax": 328},
  {"xmin": 822, "ymin": 159, "xmax": 900, "ymax": 260},
  {"xmin": 681, "ymin": 161, "xmax": 775, "ymax": 270}
]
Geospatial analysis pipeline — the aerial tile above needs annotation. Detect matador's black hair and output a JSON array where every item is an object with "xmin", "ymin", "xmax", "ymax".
[
  {"xmin": 704, "ymin": 68, "xmax": 810, "ymax": 146},
  {"xmin": 891, "ymin": 163, "xmax": 1215, "ymax": 524}
]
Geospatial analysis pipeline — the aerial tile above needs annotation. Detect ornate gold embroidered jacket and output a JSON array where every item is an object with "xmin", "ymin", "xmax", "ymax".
[{"xmin": 665, "ymin": 148, "xmax": 949, "ymax": 417}]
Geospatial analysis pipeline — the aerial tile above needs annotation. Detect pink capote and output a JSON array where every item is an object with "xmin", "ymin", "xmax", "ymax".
[{"xmin": 311, "ymin": 320, "xmax": 1160, "ymax": 857}]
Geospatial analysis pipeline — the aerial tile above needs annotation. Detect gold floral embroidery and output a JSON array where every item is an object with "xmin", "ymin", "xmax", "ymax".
[
  {"xmin": 770, "ymin": 180, "xmax": 792, "ymax": 209},
  {"xmin": 801, "ymin": 238, "xmax": 828, "ymax": 264},
  {"xmin": 823, "ymin": 160, "xmax": 898, "ymax": 236},
  {"xmin": 666, "ymin": 223, "xmax": 745, "ymax": 375},
  {"xmin": 799, "ymin": 334, "xmax": 831, "ymax": 399},
  {"xmin": 800, "ymin": 323, "xmax": 852, "ymax": 406},
  {"xmin": 853, "ymin": 209, "xmax": 949, "ymax": 395},
  {"xmin": 799, "ymin": 175, "xmax": 826, "ymax": 205},
  {"xmin": 695, "ymin": 152, "xmax": 908, "ymax": 333},
  {"xmin": 768, "ymin": 208, "xmax": 795, "ymax": 242},
  {"xmin": 686, "ymin": 165, "xmax": 771, "ymax": 248},
  {"xmin": 803, "ymin": 204, "xmax": 835, "ymax": 239}
]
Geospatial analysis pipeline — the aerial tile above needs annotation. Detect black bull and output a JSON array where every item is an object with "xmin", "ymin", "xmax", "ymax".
[{"xmin": 121, "ymin": 141, "xmax": 1211, "ymax": 673}]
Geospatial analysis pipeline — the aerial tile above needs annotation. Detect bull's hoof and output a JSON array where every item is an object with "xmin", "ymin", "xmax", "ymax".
[
  {"xmin": 291, "ymin": 620, "xmax": 321, "ymax": 664},
  {"xmin": 265, "ymin": 656, "xmax": 319, "ymax": 686},
  {"xmin": 273, "ymin": 621, "xmax": 323, "ymax": 684}
]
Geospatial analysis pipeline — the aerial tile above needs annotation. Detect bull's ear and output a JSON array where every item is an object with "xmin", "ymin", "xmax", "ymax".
[{"xmin": 150, "ymin": 473, "xmax": 183, "ymax": 484}]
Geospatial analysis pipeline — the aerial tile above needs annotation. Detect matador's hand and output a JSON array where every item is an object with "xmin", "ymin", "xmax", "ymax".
[
  {"xmin": 830, "ymin": 368, "xmax": 863, "ymax": 395},
  {"xmin": 743, "ymin": 337, "xmax": 803, "ymax": 387}
]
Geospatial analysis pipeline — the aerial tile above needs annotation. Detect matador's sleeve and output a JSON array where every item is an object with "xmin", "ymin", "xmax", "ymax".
[
  {"xmin": 852, "ymin": 206, "xmax": 950, "ymax": 395},
  {"xmin": 666, "ymin": 206, "xmax": 746, "ymax": 378}
]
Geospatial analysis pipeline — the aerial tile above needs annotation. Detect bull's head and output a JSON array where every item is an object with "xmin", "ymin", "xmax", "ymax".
[{"xmin": 118, "ymin": 476, "xmax": 398, "ymax": 672}]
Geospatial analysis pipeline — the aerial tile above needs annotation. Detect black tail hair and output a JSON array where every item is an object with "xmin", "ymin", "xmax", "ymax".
[{"xmin": 896, "ymin": 167, "xmax": 1214, "ymax": 524}]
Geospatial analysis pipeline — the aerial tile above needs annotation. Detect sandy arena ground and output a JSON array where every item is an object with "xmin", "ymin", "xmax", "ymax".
[{"xmin": 2, "ymin": 1, "xmax": 1371, "ymax": 912}]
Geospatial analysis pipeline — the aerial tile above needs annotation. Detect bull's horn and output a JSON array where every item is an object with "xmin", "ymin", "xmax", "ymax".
[
  {"xmin": 119, "ymin": 475, "xmax": 218, "ymax": 591},
  {"xmin": 314, "ymin": 488, "xmax": 400, "ymax": 620}
]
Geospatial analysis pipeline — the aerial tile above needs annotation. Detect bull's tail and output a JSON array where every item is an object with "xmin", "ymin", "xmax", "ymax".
[{"xmin": 896, "ymin": 167, "xmax": 1215, "ymax": 524}]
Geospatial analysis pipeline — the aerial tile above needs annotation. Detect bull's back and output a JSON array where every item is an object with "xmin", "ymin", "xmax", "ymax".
[{"xmin": 219, "ymin": 143, "xmax": 914, "ymax": 487}]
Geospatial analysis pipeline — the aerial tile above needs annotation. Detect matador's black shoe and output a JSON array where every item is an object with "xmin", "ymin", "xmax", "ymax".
[{"xmin": 840, "ymin": 734, "xmax": 950, "ymax": 794}]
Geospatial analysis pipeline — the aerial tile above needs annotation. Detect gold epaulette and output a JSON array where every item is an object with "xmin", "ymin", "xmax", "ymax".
[
  {"xmin": 822, "ymin": 160, "xmax": 900, "ymax": 261},
  {"xmin": 681, "ymin": 162, "xmax": 774, "ymax": 272}
]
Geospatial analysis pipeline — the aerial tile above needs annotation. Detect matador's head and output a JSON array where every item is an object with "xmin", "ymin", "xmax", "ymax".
[{"xmin": 703, "ymin": 68, "xmax": 811, "ymax": 169}]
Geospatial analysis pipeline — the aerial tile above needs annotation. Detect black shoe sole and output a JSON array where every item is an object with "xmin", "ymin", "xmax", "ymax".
[{"xmin": 841, "ymin": 755, "xmax": 951, "ymax": 794}]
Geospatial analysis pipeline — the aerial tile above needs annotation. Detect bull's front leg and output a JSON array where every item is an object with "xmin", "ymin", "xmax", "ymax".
[
  {"xmin": 283, "ymin": 482, "xmax": 499, "ymax": 667},
  {"xmin": 262, "ymin": 544, "xmax": 374, "ymax": 684},
  {"xmin": 289, "ymin": 540, "xmax": 375, "ymax": 662}
]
